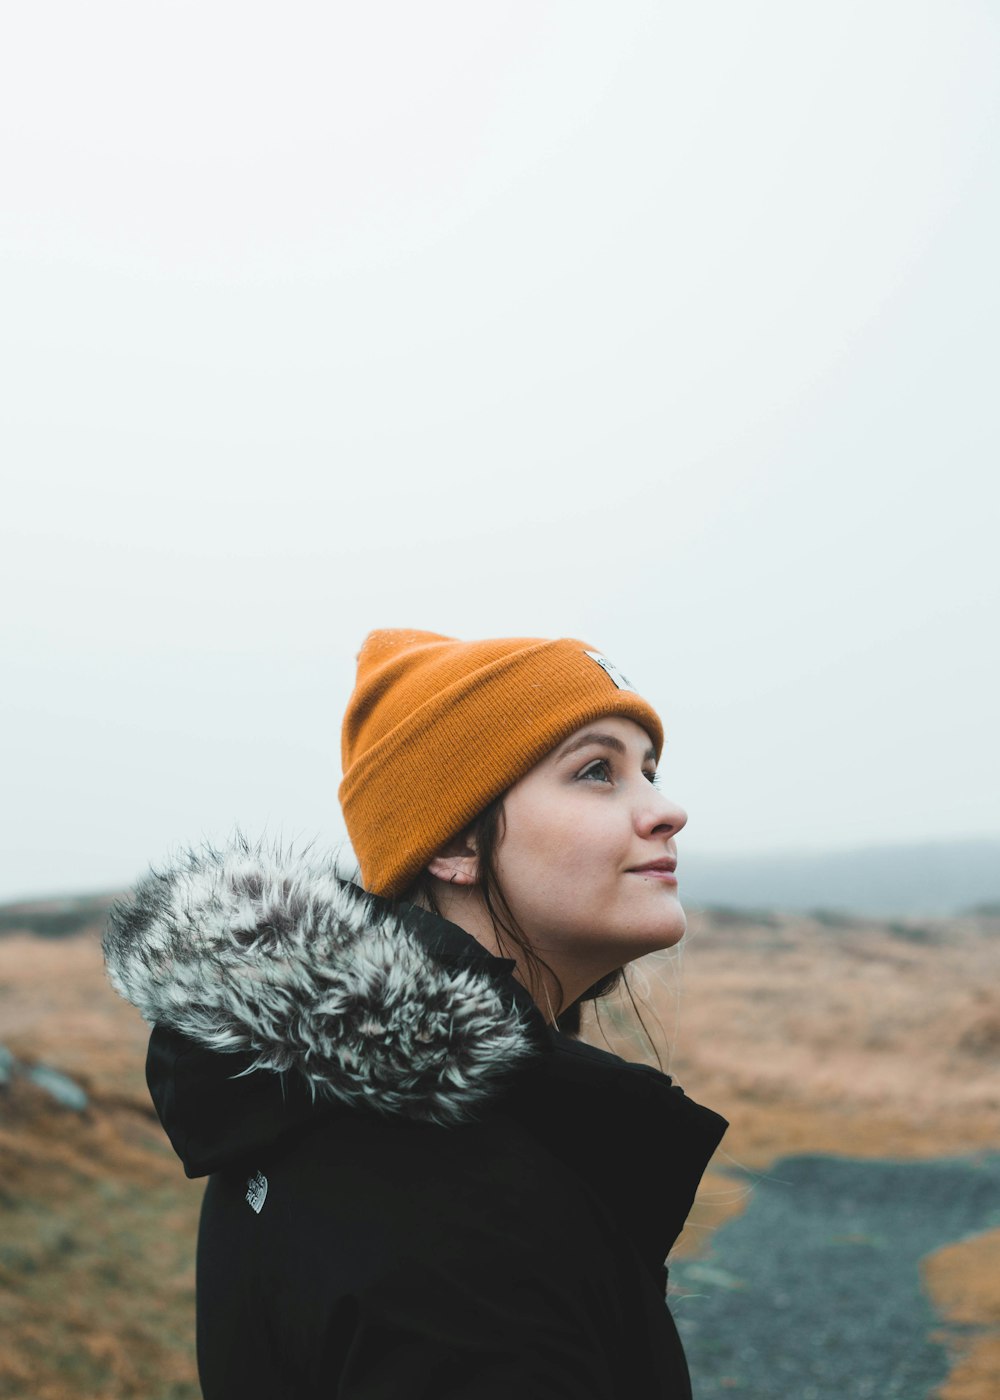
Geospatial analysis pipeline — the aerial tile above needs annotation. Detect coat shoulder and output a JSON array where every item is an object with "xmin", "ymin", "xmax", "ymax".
[{"xmin": 262, "ymin": 1101, "xmax": 606, "ymax": 1254}]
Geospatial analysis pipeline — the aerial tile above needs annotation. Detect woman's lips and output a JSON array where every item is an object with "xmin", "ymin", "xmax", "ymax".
[{"xmin": 629, "ymin": 870, "xmax": 678, "ymax": 884}]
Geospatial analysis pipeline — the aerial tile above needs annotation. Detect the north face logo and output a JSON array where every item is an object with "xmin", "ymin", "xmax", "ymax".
[{"xmin": 246, "ymin": 1171, "xmax": 268, "ymax": 1214}]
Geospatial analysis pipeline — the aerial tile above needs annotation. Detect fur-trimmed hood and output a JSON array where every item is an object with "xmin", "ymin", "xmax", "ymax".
[
  {"xmin": 104, "ymin": 831, "xmax": 730, "ymax": 1327},
  {"xmin": 103, "ymin": 832, "xmax": 552, "ymax": 1132}
]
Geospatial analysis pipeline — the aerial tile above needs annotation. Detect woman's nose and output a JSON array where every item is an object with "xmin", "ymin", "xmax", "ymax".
[{"xmin": 641, "ymin": 791, "xmax": 687, "ymax": 837}]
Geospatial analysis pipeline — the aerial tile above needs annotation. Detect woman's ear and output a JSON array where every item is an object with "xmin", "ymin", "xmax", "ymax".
[{"xmin": 426, "ymin": 827, "xmax": 479, "ymax": 887}]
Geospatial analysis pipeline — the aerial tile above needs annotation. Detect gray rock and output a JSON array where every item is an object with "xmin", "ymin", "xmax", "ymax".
[{"xmin": 26, "ymin": 1063, "xmax": 89, "ymax": 1112}]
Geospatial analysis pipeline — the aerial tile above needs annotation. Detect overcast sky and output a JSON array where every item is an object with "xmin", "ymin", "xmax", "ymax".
[{"xmin": 2, "ymin": 1, "xmax": 997, "ymax": 903}]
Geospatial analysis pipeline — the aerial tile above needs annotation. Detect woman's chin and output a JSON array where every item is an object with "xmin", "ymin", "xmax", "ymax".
[
  {"xmin": 636, "ymin": 886, "xmax": 686, "ymax": 940},
  {"xmin": 658, "ymin": 916, "xmax": 686, "ymax": 947},
  {"xmin": 656, "ymin": 903, "xmax": 687, "ymax": 946},
  {"xmin": 626, "ymin": 908, "xmax": 687, "ymax": 952}
]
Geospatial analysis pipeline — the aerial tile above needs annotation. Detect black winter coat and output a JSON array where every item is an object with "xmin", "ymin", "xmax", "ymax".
[{"xmin": 104, "ymin": 836, "xmax": 728, "ymax": 1399}]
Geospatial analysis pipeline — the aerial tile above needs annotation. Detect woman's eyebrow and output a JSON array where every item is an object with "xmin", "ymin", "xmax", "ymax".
[{"xmin": 555, "ymin": 731, "xmax": 657, "ymax": 763}]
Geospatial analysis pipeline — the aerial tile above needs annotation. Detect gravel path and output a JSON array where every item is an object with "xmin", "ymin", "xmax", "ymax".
[{"xmin": 669, "ymin": 1151, "xmax": 1000, "ymax": 1399}]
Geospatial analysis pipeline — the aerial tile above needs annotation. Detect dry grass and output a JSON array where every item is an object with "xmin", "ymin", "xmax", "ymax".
[
  {"xmin": 0, "ymin": 926, "xmax": 203, "ymax": 1399},
  {"xmin": 2, "ymin": 904, "xmax": 999, "ymax": 1397}
]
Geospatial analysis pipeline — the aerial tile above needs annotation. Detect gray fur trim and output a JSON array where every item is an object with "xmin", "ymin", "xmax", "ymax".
[{"xmin": 102, "ymin": 831, "xmax": 539, "ymax": 1126}]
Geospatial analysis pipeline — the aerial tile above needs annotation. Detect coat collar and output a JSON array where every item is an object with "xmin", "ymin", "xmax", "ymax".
[{"xmin": 498, "ymin": 1032, "xmax": 728, "ymax": 1279}]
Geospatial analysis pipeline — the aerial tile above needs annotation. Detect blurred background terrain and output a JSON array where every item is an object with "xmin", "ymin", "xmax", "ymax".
[{"xmin": 1, "ymin": 879, "xmax": 997, "ymax": 1399}]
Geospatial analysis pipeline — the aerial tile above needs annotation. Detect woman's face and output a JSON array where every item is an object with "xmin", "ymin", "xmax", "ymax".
[{"xmin": 493, "ymin": 715, "xmax": 688, "ymax": 978}]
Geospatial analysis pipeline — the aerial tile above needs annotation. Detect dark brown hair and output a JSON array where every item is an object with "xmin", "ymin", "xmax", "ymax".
[{"xmin": 402, "ymin": 791, "xmax": 664, "ymax": 1064}]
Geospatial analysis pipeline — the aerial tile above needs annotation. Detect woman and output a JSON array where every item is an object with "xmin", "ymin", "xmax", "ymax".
[{"xmin": 104, "ymin": 628, "xmax": 728, "ymax": 1399}]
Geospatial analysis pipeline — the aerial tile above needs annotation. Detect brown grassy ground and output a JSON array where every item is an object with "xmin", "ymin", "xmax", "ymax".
[
  {"xmin": 0, "ymin": 921, "xmax": 204, "ymax": 1399},
  {"xmin": 1, "ymin": 902, "xmax": 998, "ymax": 1397}
]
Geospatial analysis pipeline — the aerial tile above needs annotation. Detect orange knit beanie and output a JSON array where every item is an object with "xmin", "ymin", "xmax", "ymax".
[{"xmin": 339, "ymin": 628, "xmax": 665, "ymax": 898}]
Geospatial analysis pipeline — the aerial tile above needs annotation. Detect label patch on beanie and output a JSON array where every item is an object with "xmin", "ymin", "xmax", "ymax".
[{"xmin": 584, "ymin": 651, "xmax": 636, "ymax": 692}]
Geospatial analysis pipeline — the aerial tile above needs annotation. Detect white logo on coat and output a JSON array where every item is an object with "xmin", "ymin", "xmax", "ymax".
[{"xmin": 246, "ymin": 1170, "xmax": 268, "ymax": 1214}]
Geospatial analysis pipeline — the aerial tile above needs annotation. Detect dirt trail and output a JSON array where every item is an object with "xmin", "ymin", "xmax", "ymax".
[{"xmin": 667, "ymin": 1152, "xmax": 1000, "ymax": 1399}]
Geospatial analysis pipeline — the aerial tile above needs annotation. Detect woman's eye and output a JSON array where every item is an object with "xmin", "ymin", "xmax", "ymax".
[
  {"xmin": 579, "ymin": 759, "xmax": 613, "ymax": 783},
  {"xmin": 578, "ymin": 760, "xmax": 661, "ymax": 787}
]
